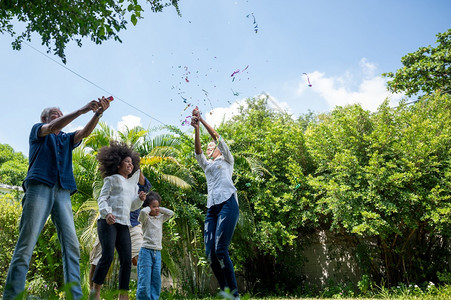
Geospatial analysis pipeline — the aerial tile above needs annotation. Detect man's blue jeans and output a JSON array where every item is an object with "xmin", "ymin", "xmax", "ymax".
[
  {"xmin": 204, "ymin": 194, "xmax": 239, "ymax": 297},
  {"xmin": 3, "ymin": 182, "xmax": 82, "ymax": 300},
  {"xmin": 136, "ymin": 248, "xmax": 161, "ymax": 300}
]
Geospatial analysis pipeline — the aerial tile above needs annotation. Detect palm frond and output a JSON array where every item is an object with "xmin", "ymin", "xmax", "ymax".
[
  {"xmin": 149, "ymin": 145, "xmax": 179, "ymax": 158},
  {"xmin": 84, "ymin": 122, "xmax": 115, "ymax": 151},
  {"xmin": 76, "ymin": 199, "xmax": 99, "ymax": 214},
  {"xmin": 236, "ymin": 153, "xmax": 272, "ymax": 176},
  {"xmin": 160, "ymin": 174, "xmax": 191, "ymax": 190},
  {"xmin": 79, "ymin": 211, "xmax": 99, "ymax": 249},
  {"xmin": 118, "ymin": 125, "xmax": 148, "ymax": 148},
  {"xmin": 163, "ymin": 125, "xmax": 192, "ymax": 144}
]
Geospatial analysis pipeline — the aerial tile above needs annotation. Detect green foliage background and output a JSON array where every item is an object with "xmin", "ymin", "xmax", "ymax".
[
  {"xmin": 2, "ymin": 28, "xmax": 451, "ymax": 294},
  {"xmin": 0, "ymin": 143, "xmax": 27, "ymax": 186},
  {"xmin": 0, "ymin": 194, "xmax": 65, "ymax": 297},
  {"xmin": 383, "ymin": 29, "xmax": 451, "ymax": 97},
  {"xmin": 1, "ymin": 92, "xmax": 450, "ymax": 298}
]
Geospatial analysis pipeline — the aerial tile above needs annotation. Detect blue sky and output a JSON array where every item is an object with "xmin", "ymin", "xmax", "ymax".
[{"xmin": 1, "ymin": 0, "xmax": 450, "ymax": 155}]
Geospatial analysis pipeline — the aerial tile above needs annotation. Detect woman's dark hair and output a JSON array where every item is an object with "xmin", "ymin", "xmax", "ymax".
[
  {"xmin": 142, "ymin": 191, "xmax": 162, "ymax": 208},
  {"xmin": 97, "ymin": 141, "xmax": 140, "ymax": 178}
]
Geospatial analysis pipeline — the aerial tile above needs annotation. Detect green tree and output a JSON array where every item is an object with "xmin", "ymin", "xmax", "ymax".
[
  {"xmin": 0, "ymin": 193, "xmax": 68, "ymax": 296},
  {"xmin": 383, "ymin": 29, "xmax": 451, "ymax": 97},
  {"xmin": 305, "ymin": 93, "xmax": 451, "ymax": 285},
  {"xmin": 0, "ymin": 143, "xmax": 28, "ymax": 186},
  {"xmin": 0, "ymin": 0, "xmax": 181, "ymax": 63},
  {"xmin": 0, "ymin": 194, "xmax": 22, "ymax": 294}
]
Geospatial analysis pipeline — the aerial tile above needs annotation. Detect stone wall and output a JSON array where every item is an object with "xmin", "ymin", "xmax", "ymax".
[{"xmin": 301, "ymin": 230, "xmax": 363, "ymax": 287}]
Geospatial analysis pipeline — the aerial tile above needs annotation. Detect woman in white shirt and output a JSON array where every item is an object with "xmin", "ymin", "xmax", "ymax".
[
  {"xmin": 191, "ymin": 107, "xmax": 240, "ymax": 299},
  {"xmin": 90, "ymin": 141, "xmax": 146, "ymax": 300}
]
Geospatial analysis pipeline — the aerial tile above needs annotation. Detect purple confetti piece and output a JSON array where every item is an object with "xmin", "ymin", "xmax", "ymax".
[
  {"xmin": 231, "ymin": 69, "xmax": 240, "ymax": 77},
  {"xmin": 303, "ymin": 73, "xmax": 313, "ymax": 87}
]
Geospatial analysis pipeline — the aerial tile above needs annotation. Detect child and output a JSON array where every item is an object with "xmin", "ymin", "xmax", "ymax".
[
  {"xmin": 136, "ymin": 191, "xmax": 174, "ymax": 300},
  {"xmin": 90, "ymin": 141, "xmax": 146, "ymax": 300}
]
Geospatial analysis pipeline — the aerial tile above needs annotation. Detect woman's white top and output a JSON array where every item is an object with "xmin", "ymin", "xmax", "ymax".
[
  {"xmin": 195, "ymin": 136, "xmax": 238, "ymax": 208},
  {"xmin": 97, "ymin": 170, "xmax": 143, "ymax": 226},
  {"xmin": 139, "ymin": 206, "xmax": 174, "ymax": 250}
]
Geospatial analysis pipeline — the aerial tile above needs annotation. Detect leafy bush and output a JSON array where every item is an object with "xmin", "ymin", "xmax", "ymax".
[
  {"xmin": 304, "ymin": 94, "xmax": 451, "ymax": 286},
  {"xmin": 0, "ymin": 194, "xmax": 64, "ymax": 296},
  {"xmin": 0, "ymin": 194, "xmax": 22, "ymax": 295},
  {"xmin": 0, "ymin": 143, "xmax": 28, "ymax": 186},
  {"xmin": 437, "ymin": 271, "xmax": 451, "ymax": 284},
  {"xmin": 25, "ymin": 274, "xmax": 58, "ymax": 299}
]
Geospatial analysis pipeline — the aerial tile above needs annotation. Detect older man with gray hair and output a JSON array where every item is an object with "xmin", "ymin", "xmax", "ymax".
[{"xmin": 3, "ymin": 97, "xmax": 111, "ymax": 300}]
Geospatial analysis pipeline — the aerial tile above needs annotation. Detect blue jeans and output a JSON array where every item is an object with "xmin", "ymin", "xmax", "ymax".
[
  {"xmin": 204, "ymin": 194, "xmax": 239, "ymax": 297},
  {"xmin": 136, "ymin": 248, "xmax": 161, "ymax": 300},
  {"xmin": 93, "ymin": 219, "xmax": 132, "ymax": 290},
  {"xmin": 3, "ymin": 182, "xmax": 82, "ymax": 300}
]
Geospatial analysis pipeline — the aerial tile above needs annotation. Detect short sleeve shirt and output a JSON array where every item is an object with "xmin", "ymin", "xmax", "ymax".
[{"xmin": 24, "ymin": 123, "xmax": 81, "ymax": 194}]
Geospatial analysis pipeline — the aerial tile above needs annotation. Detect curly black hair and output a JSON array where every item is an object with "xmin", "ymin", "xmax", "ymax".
[
  {"xmin": 142, "ymin": 191, "xmax": 162, "ymax": 208},
  {"xmin": 97, "ymin": 141, "xmax": 140, "ymax": 178}
]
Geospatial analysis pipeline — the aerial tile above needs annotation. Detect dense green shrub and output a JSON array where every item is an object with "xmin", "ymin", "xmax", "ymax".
[
  {"xmin": 0, "ymin": 194, "xmax": 64, "ymax": 296},
  {"xmin": 1, "ymin": 92, "xmax": 450, "ymax": 298},
  {"xmin": 305, "ymin": 94, "xmax": 451, "ymax": 285},
  {"xmin": 0, "ymin": 194, "xmax": 22, "ymax": 295},
  {"xmin": 0, "ymin": 143, "xmax": 28, "ymax": 186}
]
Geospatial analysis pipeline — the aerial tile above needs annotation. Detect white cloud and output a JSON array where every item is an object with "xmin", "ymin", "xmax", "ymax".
[
  {"xmin": 205, "ymin": 98, "xmax": 247, "ymax": 128},
  {"xmin": 260, "ymin": 92, "xmax": 292, "ymax": 114},
  {"xmin": 359, "ymin": 57, "xmax": 377, "ymax": 78},
  {"xmin": 117, "ymin": 115, "xmax": 142, "ymax": 132},
  {"xmin": 297, "ymin": 58, "xmax": 403, "ymax": 111},
  {"xmin": 204, "ymin": 92, "xmax": 290, "ymax": 128}
]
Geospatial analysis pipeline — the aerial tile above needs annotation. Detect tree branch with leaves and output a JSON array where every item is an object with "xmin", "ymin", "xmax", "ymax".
[
  {"xmin": 0, "ymin": 0, "xmax": 181, "ymax": 63},
  {"xmin": 383, "ymin": 29, "xmax": 451, "ymax": 97}
]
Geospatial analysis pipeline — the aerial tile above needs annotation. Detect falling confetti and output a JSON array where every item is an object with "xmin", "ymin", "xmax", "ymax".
[
  {"xmin": 231, "ymin": 69, "xmax": 240, "ymax": 77},
  {"xmin": 246, "ymin": 13, "xmax": 259, "ymax": 33},
  {"xmin": 201, "ymin": 89, "xmax": 214, "ymax": 112},
  {"xmin": 181, "ymin": 115, "xmax": 192, "ymax": 126},
  {"xmin": 303, "ymin": 73, "xmax": 312, "ymax": 87},
  {"xmin": 230, "ymin": 65, "xmax": 250, "ymax": 81}
]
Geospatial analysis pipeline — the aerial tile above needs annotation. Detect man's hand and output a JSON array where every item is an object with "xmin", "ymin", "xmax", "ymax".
[
  {"xmin": 96, "ymin": 96, "xmax": 111, "ymax": 113},
  {"xmin": 79, "ymin": 100, "xmax": 102, "ymax": 115}
]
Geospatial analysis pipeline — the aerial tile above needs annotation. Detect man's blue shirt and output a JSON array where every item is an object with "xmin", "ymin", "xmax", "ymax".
[{"xmin": 24, "ymin": 123, "xmax": 81, "ymax": 194}]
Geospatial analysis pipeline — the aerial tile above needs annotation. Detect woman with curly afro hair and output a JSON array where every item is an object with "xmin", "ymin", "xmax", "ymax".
[{"xmin": 90, "ymin": 141, "xmax": 146, "ymax": 300}]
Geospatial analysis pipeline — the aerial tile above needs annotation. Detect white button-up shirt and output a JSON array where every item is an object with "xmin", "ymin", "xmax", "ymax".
[
  {"xmin": 97, "ymin": 170, "xmax": 143, "ymax": 226},
  {"xmin": 195, "ymin": 137, "xmax": 238, "ymax": 208}
]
